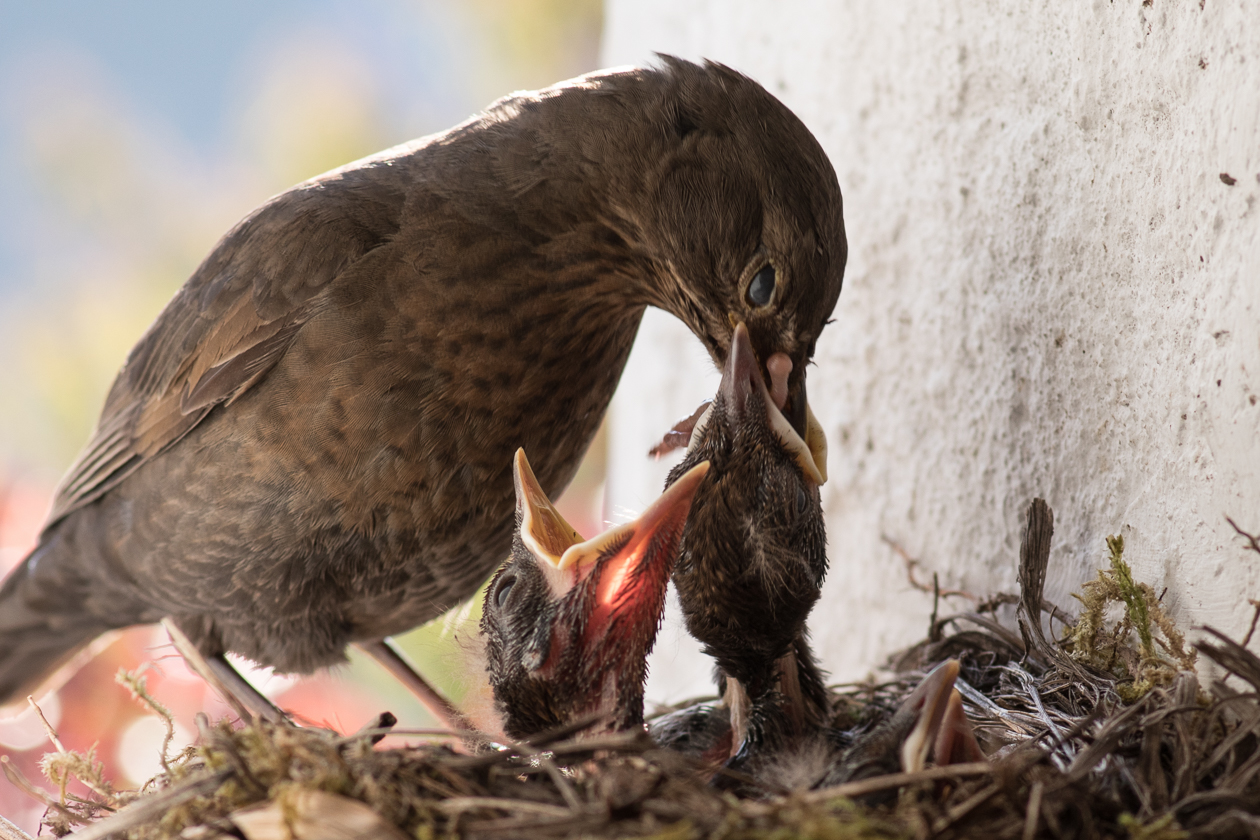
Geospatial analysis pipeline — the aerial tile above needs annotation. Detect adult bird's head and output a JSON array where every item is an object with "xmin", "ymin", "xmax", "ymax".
[
  {"xmin": 666, "ymin": 322, "xmax": 829, "ymax": 750},
  {"xmin": 482, "ymin": 449, "xmax": 709, "ymax": 741},
  {"xmin": 501, "ymin": 56, "xmax": 846, "ymax": 440},
  {"xmin": 643, "ymin": 58, "xmax": 845, "ymax": 439},
  {"xmin": 646, "ymin": 59, "xmax": 845, "ymax": 439}
]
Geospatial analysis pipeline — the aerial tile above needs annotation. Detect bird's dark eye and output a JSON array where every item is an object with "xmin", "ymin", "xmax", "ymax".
[
  {"xmin": 795, "ymin": 485, "xmax": 809, "ymax": 518},
  {"xmin": 495, "ymin": 573, "xmax": 516, "ymax": 609},
  {"xmin": 747, "ymin": 265, "xmax": 776, "ymax": 307}
]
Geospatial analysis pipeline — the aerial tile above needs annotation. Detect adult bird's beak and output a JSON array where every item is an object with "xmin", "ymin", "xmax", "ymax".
[
  {"xmin": 787, "ymin": 378, "xmax": 828, "ymax": 483},
  {"xmin": 695, "ymin": 323, "xmax": 827, "ymax": 484},
  {"xmin": 740, "ymin": 317, "xmax": 826, "ymax": 463},
  {"xmin": 513, "ymin": 448, "xmax": 710, "ymax": 645}
]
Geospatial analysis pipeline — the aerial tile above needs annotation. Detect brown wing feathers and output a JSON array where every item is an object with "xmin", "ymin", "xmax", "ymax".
[{"xmin": 47, "ymin": 173, "xmax": 404, "ymax": 526}]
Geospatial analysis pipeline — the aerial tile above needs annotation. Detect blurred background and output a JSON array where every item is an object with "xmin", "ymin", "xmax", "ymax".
[{"xmin": 0, "ymin": 0, "xmax": 604, "ymax": 829}]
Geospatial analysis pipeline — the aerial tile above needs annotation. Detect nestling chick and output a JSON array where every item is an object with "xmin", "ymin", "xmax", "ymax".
[
  {"xmin": 820, "ymin": 660, "xmax": 986, "ymax": 788},
  {"xmin": 483, "ymin": 449, "xmax": 709, "ymax": 740},
  {"xmin": 656, "ymin": 659, "xmax": 986, "ymax": 798},
  {"xmin": 664, "ymin": 321, "xmax": 830, "ymax": 757}
]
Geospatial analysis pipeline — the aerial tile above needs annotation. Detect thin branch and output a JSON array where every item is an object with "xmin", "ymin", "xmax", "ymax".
[
  {"xmin": 1242, "ymin": 600, "xmax": 1260, "ymax": 650},
  {"xmin": 28, "ymin": 696, "xmax": 66, "ymax": 753},
  {"xmin": 435, "ymin": 797, "xmax": 573, "ymax": 818},
  {"xmin": 0, "ymin": 756, "xmax": 85, "ymax": 826},
  {"xmin": 791, "ymin": 761, "xmax": 992, "ymax": 804},
  {"xmin": 1226, "ymin": 517, "xmax": 1260, "ymax": 556},
  {"xmin": 64, "ymin": 770, "xmax": 231, "ymax": 840},
  {"xmin": 0, "ymin": 814, "xmax": 33, "ymax": 840},
  {"xmin": 882, "ymin": 534, "xmax": 979, "ymax": 601},
  {"xmin": 932, "ymin": 781, "xmax": 1003, "ymax": 834}
]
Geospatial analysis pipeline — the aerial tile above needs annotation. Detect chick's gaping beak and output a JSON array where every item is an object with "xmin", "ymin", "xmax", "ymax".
[
  {"xmin": 934, "ymin": 685, "xmax": 988, "ymax": 766},
  {"xmin": 513, "ymin": 448, "xmax": 585, "ymax": 598},
  {"xmin": 513, "ymin": 448, "xmax": 709, "ymax": 652},
  {"xmin": 580, "ymin": 459, "xmax": 710, "ymax": 644},
  {"xmin": 700, "ymin": 323, "xmax": 827, "ymax": 484},
  {"xmin": 897, "ymin": 660, "xmax": 986, "ymax": 772},
  {"xmin": 899, "ymin": 660, "xmax": 961, "ymax": 773}
]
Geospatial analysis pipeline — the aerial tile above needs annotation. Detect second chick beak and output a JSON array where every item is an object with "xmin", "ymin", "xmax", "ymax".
[
  {"xmin": 898, "ymin": 660, "xmax": 985, "ymax": 772},
  {"xmin": 513, "ymin": 448, "xmax": 710, "ymax": 661},
  {"xmin": 582, "ymin": 459, "xmax": 710, "ymax": 645}
]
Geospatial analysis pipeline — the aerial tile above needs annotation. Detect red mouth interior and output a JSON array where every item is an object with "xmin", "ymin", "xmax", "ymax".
[{"xmin": 583, "ymin": 539, "xmax": 656, "ymax": 649}]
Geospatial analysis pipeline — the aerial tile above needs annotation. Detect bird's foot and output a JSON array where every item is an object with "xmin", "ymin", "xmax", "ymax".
[
  {"xmin": 356, "ymin": 638, "xmax": 471, "ymax": 734},
  {"xmin": 161, "ymin": 618, "xmax": 287, "ymax": 724}
]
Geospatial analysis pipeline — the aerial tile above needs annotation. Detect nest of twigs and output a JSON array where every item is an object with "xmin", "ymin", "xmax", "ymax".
[{"xmin": 8, "ymin": 501, "xmax": 1260, "ymax": 840}]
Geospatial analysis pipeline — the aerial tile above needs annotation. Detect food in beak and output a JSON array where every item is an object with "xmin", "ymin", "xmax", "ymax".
[
  {"xmin": 646, "ymin": 327, "xmax": 827, "ymax": 483},
  {"xmin": 766, "ymin": 352, "xmax": 792, "ymax": 410}
]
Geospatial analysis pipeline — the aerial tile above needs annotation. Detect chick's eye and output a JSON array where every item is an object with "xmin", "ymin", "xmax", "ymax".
[
  {"xmin": 495, "ymin": 573, "xmax": 516, "ymax": 609},
  {"xmin": 795, "ymin": 485, "xmax": 809, "ymax": 518},
  {"xmin": 747, "ymin": 265, "xmax": 776, "ymax": 307}
]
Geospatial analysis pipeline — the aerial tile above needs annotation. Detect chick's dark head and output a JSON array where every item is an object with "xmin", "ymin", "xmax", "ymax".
[
  {"xmin": 482, "ymin": 449, "xmax": 708, "ymax": 741},
  {"xmin": 666, "ymin": 323, "xmax": 828, "ymax": 698}
]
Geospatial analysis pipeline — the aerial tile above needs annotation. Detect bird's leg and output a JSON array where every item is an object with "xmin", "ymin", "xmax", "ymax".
[
  {"xmin": 160, "ymin": 618, "xmax": 287, "ymax": 724},
  {"xmin": 356, "ymin": 638, "xmax": 471, "ymax": 733},
  {"xmin": 203, "ymin": 657, "xmax": 288, "ymax": 724},
  {"xmin": 776, "ymin": 635, "xmax": 830, "ymax": 736},
  {"xmin": 723, "ymin": 675, "xmax": 750, "ymax": 760}
]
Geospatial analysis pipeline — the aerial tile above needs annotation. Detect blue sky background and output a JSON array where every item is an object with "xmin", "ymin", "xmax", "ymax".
[{"xmin": 0, "ymin": 0, "xmax": 466, "ymax": 291}]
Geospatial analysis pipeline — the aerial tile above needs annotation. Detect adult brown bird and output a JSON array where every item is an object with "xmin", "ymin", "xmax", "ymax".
[
  {"xmin": 481, "ymin": 450, "xmax": 708, "ymax": 740},
  {"xmin": 664, "ymin": 322, "xmax": 830, "ymax": 759},
  {"xmin": 0, "ymin": 56, "xmax": 846, "ymax": 712}
]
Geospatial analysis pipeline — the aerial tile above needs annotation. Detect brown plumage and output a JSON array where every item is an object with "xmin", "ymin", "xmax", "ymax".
[
  {"xmin": 665, "ymin": 323, "xmax": 830, "ymax": 760},
  {"xmin": 481, "ymin": 450, "xmax": 708, "ymax": 740},
  {"xmin": 0, "ymin": 56, "xmax": 846, "ymax": 703}
]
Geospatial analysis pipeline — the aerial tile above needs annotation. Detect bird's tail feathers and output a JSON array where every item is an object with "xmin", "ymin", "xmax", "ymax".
[{"xmin": 0, "ymin": 544, "xmax": 115, "ymax": 711}]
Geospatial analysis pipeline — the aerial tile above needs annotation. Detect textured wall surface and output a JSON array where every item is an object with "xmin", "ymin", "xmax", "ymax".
[{"xmin": 600, "ymin": 2, "xmax": 1260, "ymax": 704}]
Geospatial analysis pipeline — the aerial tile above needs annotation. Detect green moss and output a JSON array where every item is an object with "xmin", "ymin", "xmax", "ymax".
[
  {"xmin": 1064, "ymin": 534, "xmax": 1196, "ymax": 702},
  {"xmin": 1107, "ymin": 536, "xmax": 1153, "ymax": 656},
  {"xmin": 1118, "ymin": 812, "xmax": 1189, "ymax": 840}
]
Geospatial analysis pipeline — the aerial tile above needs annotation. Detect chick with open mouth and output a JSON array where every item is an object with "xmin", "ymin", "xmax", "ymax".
[{"xmin": 482, "ymin": 449, "xmax": 709, "ymax": 740}]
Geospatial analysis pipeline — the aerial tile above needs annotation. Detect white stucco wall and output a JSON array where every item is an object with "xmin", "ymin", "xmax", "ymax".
[{"xmin": 601, "ymin": 2, "xmax": 1260, "ymax": 704}]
